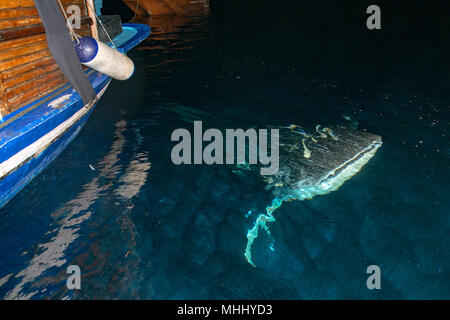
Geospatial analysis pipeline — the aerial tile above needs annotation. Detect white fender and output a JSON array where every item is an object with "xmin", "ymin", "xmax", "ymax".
[{"xmin": 74, "ymin": 36, "xmax": 134, "ymax": 81}]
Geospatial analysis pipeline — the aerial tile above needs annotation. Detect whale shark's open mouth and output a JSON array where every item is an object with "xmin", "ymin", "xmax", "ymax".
[
  {"xmin": 287, "ymin": 131, "xmax": 382, "ymax": 201},
  {"xmin": 245, "ymin": 125, "xmax": 382, "ymax": 266}
]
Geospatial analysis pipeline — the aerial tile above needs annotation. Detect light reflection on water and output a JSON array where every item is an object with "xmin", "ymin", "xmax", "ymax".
[{"xmin": 2, "ymin": 120, "xmax": 152, "ymax": 299}]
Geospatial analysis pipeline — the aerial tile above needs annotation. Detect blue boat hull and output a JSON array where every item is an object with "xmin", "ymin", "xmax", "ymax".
[
  {"xmin": 0, "ymin": 79, "xmax": 109, "ymax": 209},
  {"xmin": 0, "ymin": 24, "xmax": 150, "ymax": 210},
  {"xmin": 0, "ymin": 100, "xmax": 96, "ymax": 208}
]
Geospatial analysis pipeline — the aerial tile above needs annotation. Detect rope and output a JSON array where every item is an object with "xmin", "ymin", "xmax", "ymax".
[
  {"xmin": 85, "ymin": 0, "xmax": 118, "ymax": 51},
  {"xmin": 129, "ymin": 0, "xmax": 140, "ymax": 22},
  {"xmin": 57, "ymin": 0, "xmax": 81, "ymax": 42}
]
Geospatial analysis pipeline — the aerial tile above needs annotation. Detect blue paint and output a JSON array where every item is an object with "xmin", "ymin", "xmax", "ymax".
[
  {"xmin": 117, "ymin": 24, "xmax": 149, "ymax": 52},
  {"xmin": 74, "ymin": 37, "xmax": 99, "ymax": 63},
  {"xmin": 0, "ymin": 102, "xmax": 100, "ymax": 209},
  {"xmin": 95, "ymin": 0, "xmax": 102, "ymax": 15},
  {"xmin": 0, "ymin": 24, "xmax": 150, "ymax": 209}
]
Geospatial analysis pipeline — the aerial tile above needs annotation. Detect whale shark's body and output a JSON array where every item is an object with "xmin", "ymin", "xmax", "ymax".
[{"xmin": 244, "ymin": 125, "xmax": 382, "ymax": 265}]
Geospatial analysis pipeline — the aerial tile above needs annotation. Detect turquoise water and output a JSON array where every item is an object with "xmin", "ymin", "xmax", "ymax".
[{"xmin": 0, "ymin": 7, "xmax": 449, "ymax": 299}]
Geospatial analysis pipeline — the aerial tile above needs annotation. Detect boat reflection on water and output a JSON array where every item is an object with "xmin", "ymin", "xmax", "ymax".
[
  {"xmin": 136, "ymin": 13, "xmax": 209, "ymax": 43},
  {"xmin": 2, "ymin": 120, "xmax": 151, "ymax": 299},
  {"xmin": 132, "ymin": 13, "xmax": 211, "ymax": 88}
]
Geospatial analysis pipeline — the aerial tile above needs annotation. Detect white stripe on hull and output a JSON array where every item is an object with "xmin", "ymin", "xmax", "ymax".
[{"xmin": 0, "ymin": 81, "xmax": 111, "ymax": 179}]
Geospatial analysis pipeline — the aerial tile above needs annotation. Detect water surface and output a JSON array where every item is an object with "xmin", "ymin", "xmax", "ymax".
[{"xmin": 0, "ymin": 10, "xmax": 449, "ymax": 299}]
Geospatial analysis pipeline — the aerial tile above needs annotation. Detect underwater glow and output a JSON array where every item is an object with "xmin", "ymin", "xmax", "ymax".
[
  {"xmin": 245, "ymin": 197, "xmax": 284, "ymax": 266},
  {"xmin": 245, "ymin": 140, "xmax": 382, "ymax": 266}
]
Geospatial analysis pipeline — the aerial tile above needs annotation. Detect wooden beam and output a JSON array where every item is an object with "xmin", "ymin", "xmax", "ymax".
[{"xmin": 85, "ymin": 0, "xmax": 98, "ymax": 39}]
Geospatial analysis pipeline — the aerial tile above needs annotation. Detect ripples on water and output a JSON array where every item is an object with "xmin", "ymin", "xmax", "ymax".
[{"xmin": 0, "ymin": 9, "xmax": 449, "ymax": 299}]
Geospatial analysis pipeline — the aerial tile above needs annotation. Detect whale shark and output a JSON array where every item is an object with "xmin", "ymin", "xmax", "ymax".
[{"xmin": 243, "ymin": 124, "xmax": 382, "ymax": 266}]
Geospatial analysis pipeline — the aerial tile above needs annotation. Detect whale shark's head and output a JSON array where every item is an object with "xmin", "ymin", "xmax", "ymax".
[
  {"xmin": 264, "ymin": 125, "xmax": 382, "ymax": 201},
  {"xmin": 245, "ymin": 125, "xmax": 382, "ymax": 266}
]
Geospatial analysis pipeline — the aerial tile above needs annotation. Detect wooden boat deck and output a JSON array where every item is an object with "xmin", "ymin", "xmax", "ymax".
[{"xmin": 0, "ymin": 0, "xmax": 92, "ymax": 119}]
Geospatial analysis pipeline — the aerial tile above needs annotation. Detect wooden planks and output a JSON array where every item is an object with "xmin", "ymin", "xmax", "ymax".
[
  {"xmin": 1, "ymin": 56, "xmax": 59, "ymax": 86},
  {"xmin": 7, "ymin": 72, "xmax": 66, "ymax": 107},
  {"xmin": 0, "ymin": 16, "xmax": 92, "ymax": 41},
  {"xmin": 0, "ymin": 0, "xmax": 36, "ymax": 10},
  {"xmin": 0, "ymin": 0, "xmax": 89, "ymax": 39},
  {"xmin": 0, "ymin": 40, "xmax": 47, "ymax": 62},
  {"xmin": 0, "ymin": 32, "xmax": 46, "ymax": 51},
  {"xmin": 0, "ymin": 1, "xmax": 93, "ymax": 117},
  {"xmin": 0, "ymin": 0, "xmax": 87, "ymax": 11},
  {"xmin": 0, "ymin": 7, "xmax": 37, "ymax": 19},
  {"xmin": 0, "ymin": 47, "xmax": 51, "ymax": 72},
  {"xmin": 0, "ymin": 16, "xmax": 41, "ymax": 29}
]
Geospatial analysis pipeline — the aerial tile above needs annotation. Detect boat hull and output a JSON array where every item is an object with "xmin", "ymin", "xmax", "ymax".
[
  {"xmin": 0, "ymin": 23, "xmax": 150, "ymax": 210},
  {"xmin": 0, "ymin": 86, "xmax": 107, "ymax": 209}
]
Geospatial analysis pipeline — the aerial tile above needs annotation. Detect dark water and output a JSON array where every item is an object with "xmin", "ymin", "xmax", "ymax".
[{"xmin": 0, "ymin": 6, "xmax": 449, "ymax": 299}]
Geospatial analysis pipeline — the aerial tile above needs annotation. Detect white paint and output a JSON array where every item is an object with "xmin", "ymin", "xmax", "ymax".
[{"xmin": 48, "ymin": 94, "xmax": 72, "ymax": 109}]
